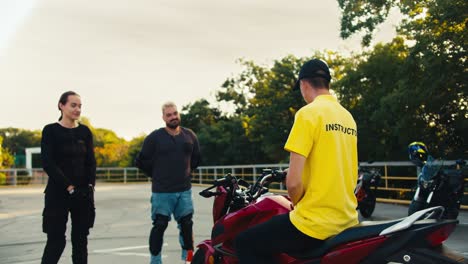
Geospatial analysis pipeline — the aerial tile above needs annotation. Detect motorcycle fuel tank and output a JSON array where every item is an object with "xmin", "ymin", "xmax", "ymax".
[{"xmin": 211, "ymin": 194, "xmax": 292, "ymax": 251}]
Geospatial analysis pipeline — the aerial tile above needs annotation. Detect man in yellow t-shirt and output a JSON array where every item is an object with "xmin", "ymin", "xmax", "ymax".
[{"xmin": 235, "ymin": 59, "xmax": 358, "ymax": 264}]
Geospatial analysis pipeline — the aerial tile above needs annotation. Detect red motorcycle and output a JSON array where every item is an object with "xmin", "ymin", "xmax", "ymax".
[{"xmin": 192, "ymin": 169, "xmax": 464, "ymax": 264}]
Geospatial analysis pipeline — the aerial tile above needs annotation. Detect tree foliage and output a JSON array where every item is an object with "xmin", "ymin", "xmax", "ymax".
[
  {"xmin": 338, "ymin": 0, "xmax": 467, "ymax": 48},
  {"xmin": 2, "ymin": 0, "xmax": 466, "ymax": 167},
  {"xmin": 335, "ymin": 38, "xmax": 414, "ymax": 160},
  {"xmin": 181, "ymin": 99, "xmax": 260, "ymax": 165},
  {"xmin": 92, "ymin": 128, "xmax": 130, "ymax": 167},
  {"xmin": 338, "ymin": 0, "xmax": 397, "ymax": 46},
  {"xmin": 0, "ymin": 136, "xmax": 14, "ymax": 184},
  {"xmin": 0, "ymin": 128, "xmax": 41, "ymax": 155},
  {"xmin": 81, "ymin": 117, "xmax": 140, "ymax": 167},
  {"xmin": 180, "ymin": 52, "xmax": 356, "ymax": 165},
  {"xmin": 119, "ymin": 135, "xmax": 145, "ymax": 167},
  {"xmin": 0, "ymin": 118, "xmax": 145, "ymax": 168},
  {"xmin": 214, "ymin": 57, "xmax": 300, "ymax": 162},
  {"xmin": 338, "ymin": 0, "xmax": 467, "ymax": 158},
  {"xmin": 0, "ymin": 136, "xmax": 14, "ymax": 169}
]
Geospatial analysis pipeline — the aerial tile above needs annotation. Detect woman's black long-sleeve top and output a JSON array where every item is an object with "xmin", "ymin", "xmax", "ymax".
[{"xmin": 41, "ymin": 123, "xmax": 96, "ymax": 194}]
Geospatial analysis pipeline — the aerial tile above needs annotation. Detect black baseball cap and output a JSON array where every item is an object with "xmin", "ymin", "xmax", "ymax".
[{"xmin": 293, "ymin": 59, "xmax": 331, "ymax": 90}]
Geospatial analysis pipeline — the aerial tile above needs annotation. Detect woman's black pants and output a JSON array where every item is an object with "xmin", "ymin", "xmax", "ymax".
[{"xmin": 41, "ymin": 189, "xmax": 95, "ymax": 264}]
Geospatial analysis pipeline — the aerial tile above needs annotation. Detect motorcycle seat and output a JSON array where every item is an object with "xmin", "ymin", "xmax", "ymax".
[{"xmin": 289, "ymin": 219, "xmax": 402, "ymax": 259}]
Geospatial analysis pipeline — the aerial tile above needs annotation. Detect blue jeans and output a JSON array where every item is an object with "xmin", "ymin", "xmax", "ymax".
[{"xmin": 150, "ymin": 190, "xmax": 194, "ymax": 264}]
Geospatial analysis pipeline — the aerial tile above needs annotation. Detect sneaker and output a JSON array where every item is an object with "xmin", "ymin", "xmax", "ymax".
[
  {"xmin": 184, "ymin": 249, "xmax": 193, "ymax": 263},
  {"xmin": 150, "ymin": 253, "xmax": 162, "ymax": 264}
]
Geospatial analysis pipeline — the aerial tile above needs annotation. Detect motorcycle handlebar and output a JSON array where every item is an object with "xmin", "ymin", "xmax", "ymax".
[
  {"xmin": 200, "ymin": 170, "xmax": 286, "ymax": 200},
  {"xmin": 259, "ymin": 170, "xmax": 286, "ymax": 185},
  {"xmin": 212, "ymin": 174, "xmax": 233, "ymax": 186},
  {"xmin": 200, "ymin": 174, "xmax": 240, "ymax": 199},
  {"xmin": 199, "ymin": 189, "xmax": 222, "ymax": 198},
  {"xmin": 252, "ymin": 170, "xmax": 287, "ymax": 199}
]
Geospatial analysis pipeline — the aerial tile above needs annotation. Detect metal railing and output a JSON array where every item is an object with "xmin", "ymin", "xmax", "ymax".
[
  {"xmin": 1, "ymin": 161, "xmax": 466, "ymax": 209},
  {"xmin": 0, "ymin": 167, "xmax": 147, "ymax": 185}
]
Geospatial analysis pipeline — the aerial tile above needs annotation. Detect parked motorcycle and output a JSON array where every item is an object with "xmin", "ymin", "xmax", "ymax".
[
  {"xmin": 408, "ymin": 156, "xmax": 466, "ymax": 219},
  {"xmin": 193, "ymin": 169, "xmax": 463, "ymax": 264},
  {"xmin": 355, "ymin": 164, "xmax": 381, "ymax": 218}
]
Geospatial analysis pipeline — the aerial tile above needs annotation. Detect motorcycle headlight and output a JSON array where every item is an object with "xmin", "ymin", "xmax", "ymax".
[{"xmin": 420, "ymin": 178, "xmax": 434, "ymax": 189}]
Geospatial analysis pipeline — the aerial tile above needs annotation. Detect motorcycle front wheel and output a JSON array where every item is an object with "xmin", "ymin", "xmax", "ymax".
[{"xmin": 359, "ymin": 193, "xmax": 376, "ymax": 218}]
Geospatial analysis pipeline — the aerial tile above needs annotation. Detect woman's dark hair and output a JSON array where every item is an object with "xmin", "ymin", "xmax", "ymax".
[{"xmin": 58, "ymin": 91, "xmax": 79, "ymax": 121}]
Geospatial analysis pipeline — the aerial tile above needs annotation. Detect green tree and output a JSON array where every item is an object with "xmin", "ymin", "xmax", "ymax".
[
  {"xmin": 0, "ymin": 128, "xmax": 41, "ymax": 155},
  {"xmin": 231, "ymin": 56, "xmax": 303, "ymax": 162},
  {"xmin": 80, "ymin": 117, "xmax": 136, "ymax": 167},
  {"xmin": 197, "ymin": 117, "xmax": 264, "ymax": 165},
  {"xmin": 181, "ymin": 52, "xmax": 356, "ymax": 165},
  {"xmin": 0, "ymin": 136, "xmax": 14, "ymax": 184},
  {"xmin": 119, "ymin": 135, "xmax": 146, "ymax": 167},
  {"xmin": 338, "ymin": 0, "xmax": 397, "ymax": 46},
  {"xmin": 338, "ymin": 0, "xmax": 467, "ymax": 158},
  {"xmin": 92, "ymin": 129, "xmax": 128, "ymax": 167},
  {"xmin": 181, "ymin": 99, "xmax": 256, "ymax": 165},
  {"xmin": 334, "ymin": 38, "xmax": 412, "ymax": 160},
  {"xmin": 0, "ymin": 136, "xmax": 14, "ymax": 168},
  {"xmin": 217, "ymin": 52, "xmax": 351, "ymax": 162},
  {"xmin": 95, "ymin": 142, "xmax": 129, "ymax": 167},
  {"xmin": 93, "ymin": 128, "xmax": 123, "ymax": 148},
  {"xmin": 181, "ymin": 99, "xmax": 223, "ymax": 133}
]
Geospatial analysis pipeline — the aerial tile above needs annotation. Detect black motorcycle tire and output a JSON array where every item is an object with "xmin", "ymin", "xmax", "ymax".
[
  {"xmin": 192, "ymin": 248, "xmax": 208, "ymax": 264},
  {"xmin": 359, "ymin": 193, "xmax": 376, "ymax": 218},
  {"xmin": 408, "ymin": 200, "xmax": 426, "ymax": 216}
]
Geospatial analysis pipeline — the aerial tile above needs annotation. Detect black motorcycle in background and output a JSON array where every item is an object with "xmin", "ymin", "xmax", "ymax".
[
  {"xmin": 408, "ymin": 157, "xmax": 466, "ymax": 219},
  {"xmin": 355, "ymin": 164, "xmax": 381, "ymax": 218}
]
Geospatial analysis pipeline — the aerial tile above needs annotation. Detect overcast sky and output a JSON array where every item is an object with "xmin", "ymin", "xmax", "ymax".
[{"xmin": 0, "ymin": 0, "xmax": 400, "ymax": 140}]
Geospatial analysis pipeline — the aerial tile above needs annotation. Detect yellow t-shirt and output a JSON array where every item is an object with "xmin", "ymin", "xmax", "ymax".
[{"xmin": 284, "ymin": 94, "xmax": 359, "ymax": 240}]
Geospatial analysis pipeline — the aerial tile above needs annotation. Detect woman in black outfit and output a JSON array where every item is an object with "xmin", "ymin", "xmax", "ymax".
[{"xmin": 41, "ymin": 91, "xmax": 96, "ymax": 264}]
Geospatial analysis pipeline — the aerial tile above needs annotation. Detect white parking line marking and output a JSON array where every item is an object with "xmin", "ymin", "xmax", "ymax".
[
  {"xmin": 111, "ymin": 252, "xmax": 151, "ymax": 257},
  {"xmin": 92, "ymin": 243, "xmax": 169, "ymax": 258},
  {"xmin": 10, "ymin": 260, "xmax": 40, "ymax": 264},
  {"xmin": 93, "ymin": 245, "xmax": 148, "ymax": 253}
]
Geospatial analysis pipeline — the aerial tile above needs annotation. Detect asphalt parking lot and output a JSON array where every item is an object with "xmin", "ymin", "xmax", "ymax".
[{"xmin": 1, "ymin": 183, "xmax": 467, "ymax": 263}]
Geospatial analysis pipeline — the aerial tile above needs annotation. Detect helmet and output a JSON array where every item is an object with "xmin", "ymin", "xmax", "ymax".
[{"xmin": 408, "ymin": 142, "xmax": 428, "ymax": 166}]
